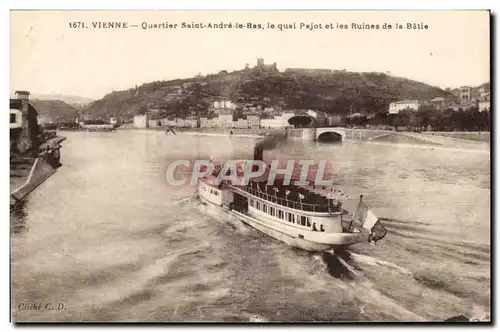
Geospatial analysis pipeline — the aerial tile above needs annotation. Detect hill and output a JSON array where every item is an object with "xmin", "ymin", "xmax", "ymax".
[
  {"xmin": 31, "ymin": 94, "xmax": 94, "ymax": 107},
  {"xmin": 30, "ymin": 100, "xmax": 80, "ymax": 123},
  {"xmin": 84, "ymin": 68, "xmax": 456, "ymax": 120}
]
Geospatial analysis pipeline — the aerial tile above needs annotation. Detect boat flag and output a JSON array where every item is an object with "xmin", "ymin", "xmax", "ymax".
[
  {"xmin": 352, "ymin": 195, "xmax": 387, "ymax": 242},
  {"xmin": 363, "ymin": 209, "xmax": 379, "ymax": 230}
]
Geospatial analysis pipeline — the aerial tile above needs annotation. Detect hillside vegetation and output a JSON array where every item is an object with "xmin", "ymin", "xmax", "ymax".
[{"xmin": 84, "ymin": 68, "xmax": 456, "ymax": 120}]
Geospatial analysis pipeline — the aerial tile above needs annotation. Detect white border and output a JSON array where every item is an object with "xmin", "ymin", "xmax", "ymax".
[{"xmin": 2, "ymin": 1, "xmax": 497, "ymax": 331}]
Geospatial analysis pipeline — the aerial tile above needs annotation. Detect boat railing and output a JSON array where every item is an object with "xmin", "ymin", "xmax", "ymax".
[{"xmin": 232, "ymin": 185, "xmax": 340, "ymax": 213}]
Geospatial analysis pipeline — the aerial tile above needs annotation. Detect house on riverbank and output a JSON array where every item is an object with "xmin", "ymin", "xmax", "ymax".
[{"xmin": 10, "ymin": 91, "xmax": 39, "ymax": 154}]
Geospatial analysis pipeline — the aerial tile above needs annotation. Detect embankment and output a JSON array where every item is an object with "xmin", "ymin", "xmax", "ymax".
[
  {"xmin": 341, "ymin": 129, "xmax": 490, "ymax": 144},
  {"xmin": 123, "ymin": 127, "xmax": 285, "ymax": 138},
  {"xmin": 421, "ymin": 131, "xmax": 490, "ymax": 143},
  {"xmin": 11, "ymin": 157, "xmax": 57, "ymax": 205}
]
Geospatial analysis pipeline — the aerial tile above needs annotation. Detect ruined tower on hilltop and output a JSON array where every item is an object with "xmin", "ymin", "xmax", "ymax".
[{"xmin": 255, "ymin": 58, "xmax": 277, "ymax": 71}]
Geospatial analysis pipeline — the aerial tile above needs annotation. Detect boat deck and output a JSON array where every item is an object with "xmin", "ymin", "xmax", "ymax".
[{"xmin": 231, "ymin": 179, "xmax": 341, "ymax": 213}]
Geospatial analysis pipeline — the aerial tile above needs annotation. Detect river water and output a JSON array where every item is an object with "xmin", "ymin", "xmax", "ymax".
[{"xmin": 11, "ymin": 130, "xmax": 490, "ymax": 322}]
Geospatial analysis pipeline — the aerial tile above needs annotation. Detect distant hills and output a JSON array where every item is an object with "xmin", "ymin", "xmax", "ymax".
[
  {"xmin": 83, "ymin": 66, "xmax": 458, "ymax": 120},
  {"xmin": 31, "ymin": 94, "xmax": 94, "ymax": 106},
  {"xmin": 30, "ymin": 100, "xmax": 80, "ymax": 123},
  {"xmin": 24, "ymin": 94, "xmax": 93, "ymax": 123},
  {"xmin": 27, "ymin": 65, "xmax": 488, "ymax": 122}
]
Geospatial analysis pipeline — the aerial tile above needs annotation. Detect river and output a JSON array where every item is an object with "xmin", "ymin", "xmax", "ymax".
[{"xmin": 11, "ymin": 130, "xmax": 490, "ymax": 322}]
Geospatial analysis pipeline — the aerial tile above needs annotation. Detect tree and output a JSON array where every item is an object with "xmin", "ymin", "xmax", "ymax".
[
  {"xmin": 436, "ymin": 109, "xmax": 454, "ymax": 131},
  {"xmin": 136, "ymin": 105, "xmax": 147, "ymax": 115},
  {"xmin": 394, "ymin": 109, "xmax": 411, "ymax": 130},
  {"xmin": 409, "ymin": 112, "xmax": 423, "ymax": 131},
  {"xmin": 350, "ymin": 114, "xmax": 368, "ymax": 127},
  {"xmin": 370, "ymin": 111, "xmax": 387, "ymax": 126}
]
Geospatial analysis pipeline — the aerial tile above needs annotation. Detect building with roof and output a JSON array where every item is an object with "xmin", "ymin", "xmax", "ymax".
[
  {"xmin": 10, "ymin": 91, "xmax": 39, "ymax": 153},
  {"xmin": 478, "ymin": 92, "xmax": 491, "ymax": 112},
  {"xmin": 133, "ymin": 114, "xmax": 149, "ymax": 128},
  {"xmin": 217, "ymin": 114, "xmax": 234, "ymax": 128},
  {"xmin": 247, "ymin": 115, "xmax": 260, "ymax": 128},
  {"xmin": 326, "ymin": 114, "xmax": 343, "ymax": 126},
  {"xmin": 430, "ymin": 97, "xmax": 447, "ymax": 110},
  {"xmin": 478, "ymin": 100, "xmax": 490, "ymax": 112},
  {"xmin": 388, "ymin": 100, "xmax": 420, "ymax": 114},
  {"xmin": 459, "ymin": 86, "xmax": 472, "ymax": 104},
  {"xmin": 200, "ymin": 117, "xmax": 219, "ymax": 128}
]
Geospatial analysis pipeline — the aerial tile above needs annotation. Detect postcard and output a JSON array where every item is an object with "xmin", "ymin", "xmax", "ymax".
[{"xmin": 10, "ymin": 10, "xmax": 490, "ymax": 323}]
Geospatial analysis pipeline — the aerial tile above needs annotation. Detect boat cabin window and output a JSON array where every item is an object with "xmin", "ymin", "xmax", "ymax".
[
  {"xmin": 270, "ymin": 207, "xmax": 275, "ymax": 216},
  {"xmin": 263, "ymin": 204, "xmax": 267, "ymax": 213},
  {"xmin": 300, "ymin": 216, "xmax": 306, "ymax": 226},
  {"xmin": 320, "ymin": 225, "xmax": 325, "ymax": 232},
  {"xmin": 287, "ymin": 213, "xmax": 293, "ymax": 223},
  {"xmin": 256, "ymin": 201, "xmax": 260, "ymax": 209}
]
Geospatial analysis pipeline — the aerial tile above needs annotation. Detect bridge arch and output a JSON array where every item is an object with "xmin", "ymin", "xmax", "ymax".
[
  {"xmin": 316, "ymin": 127, "xmax": 345, "ymax": 142},
  {"xmin": 317, "ymin": 131, "xmax": 342, "ymax": 143}
]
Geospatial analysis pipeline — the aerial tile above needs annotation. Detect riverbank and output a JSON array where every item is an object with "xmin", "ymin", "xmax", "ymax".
[
  {"xmin": 179, "ymin": 131, "xmax": 262, "ymax": 138},
  {"xmin": 10, "ymin": 136, "xmax": 66, "ymax": 206},
  {"xmin": 422, "ymin": 131, "xmax": 490, "ymax": 143},
  {"xmin": 10, "ymin": 156, "xmax": 36, "ymax": 193},
  {"xmin": 10, "ymin": 156, "xmax": 58, "ymax": 206}
]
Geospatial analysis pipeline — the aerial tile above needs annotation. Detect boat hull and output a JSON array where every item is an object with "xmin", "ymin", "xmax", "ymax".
[{"xmin": 199, "ymin": 195, "xmax": 369, "ymax": 252}]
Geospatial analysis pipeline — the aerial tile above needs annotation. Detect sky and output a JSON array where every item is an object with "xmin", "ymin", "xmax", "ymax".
[{"xmin": 10, "ymin": 10, "xmax": 490, "ymax": 100}]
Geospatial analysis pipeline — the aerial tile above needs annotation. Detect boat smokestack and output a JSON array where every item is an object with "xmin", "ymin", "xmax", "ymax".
[
  {"xmin": 252, "ymin": 133, "xmax": 285, "ymax": 173},
  {"xmin": 252, "ymin": 133, "xmax": 287, "ymax": 161},
  {"xmin": 254, "ymin": 146, "xmax": 263, "ymax": 161}
]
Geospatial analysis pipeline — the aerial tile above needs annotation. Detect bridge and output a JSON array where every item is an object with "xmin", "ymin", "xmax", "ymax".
[{"xmin": 315, "ymin": 127, "xmax": 345, "ymax": 142}]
